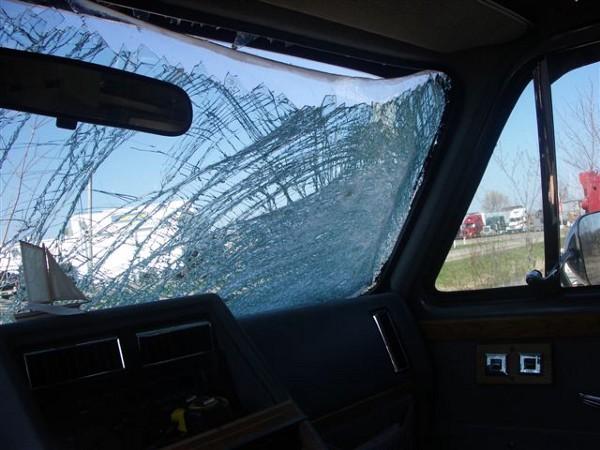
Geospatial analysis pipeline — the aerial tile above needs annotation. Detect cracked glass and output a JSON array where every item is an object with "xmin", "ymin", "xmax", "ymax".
[{"xmin": 0, "ymin": 0, "xmax": 448, "ymax": 322}]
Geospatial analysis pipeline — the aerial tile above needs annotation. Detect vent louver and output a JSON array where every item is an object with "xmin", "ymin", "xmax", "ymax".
[
  {"xmin": 24, "ymin": 337, "xmax": 125, "ymax": 389},
  {"xmin": 137, "ymin": 321, "xmax": 213, "ymax": 367}
]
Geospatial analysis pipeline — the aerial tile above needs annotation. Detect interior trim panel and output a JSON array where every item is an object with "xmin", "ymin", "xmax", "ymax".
[{"xmin": 420, "ymin": 312, "xmax": 600, "ymax": 341}]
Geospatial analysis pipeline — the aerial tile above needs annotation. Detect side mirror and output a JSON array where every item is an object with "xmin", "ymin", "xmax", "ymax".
[{"xmin": 561, "ymin": 211, "xmax": 600, "ymax": 286}]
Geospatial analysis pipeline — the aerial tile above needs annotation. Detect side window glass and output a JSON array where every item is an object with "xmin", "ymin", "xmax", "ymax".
[
  {"xmin": 554, "ymin": 61, "xmax": 600, "ymax": 286},
  {"xmin": 436, "ymin": 82, "xmax": 544, "ymax": 291}
]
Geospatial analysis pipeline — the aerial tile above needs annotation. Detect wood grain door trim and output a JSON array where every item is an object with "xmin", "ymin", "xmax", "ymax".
[{"xmin": 420, "ymin": 313, "xmax": 600, "ymax": 341}]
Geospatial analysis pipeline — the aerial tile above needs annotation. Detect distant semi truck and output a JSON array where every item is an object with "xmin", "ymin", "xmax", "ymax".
[
  {"xmin": 486, "ymin": 214, "xmax": 507, "ymax": 234},
  {"xmin": 507, "ymin": 207, "xmax": 527, "ymax": 233},
  {"xmin": 462, "ymin": 213, "xmax": 485, "ymax": 238},
  {"xmin": 460, "ymin": 211, "xmax": 508, "ymax": 239}
]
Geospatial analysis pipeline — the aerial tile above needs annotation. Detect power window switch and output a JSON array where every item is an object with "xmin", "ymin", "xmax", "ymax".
[
  {"xmin": 519, "ymin": 353, "xmax": 542, "ymax": 375},
  {"xmin": 485, "ymin": 353, "xmax": 508, "ymax": 376}
]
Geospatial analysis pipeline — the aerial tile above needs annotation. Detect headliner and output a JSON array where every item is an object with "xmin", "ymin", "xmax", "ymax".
[{"xmin": 90, "ymin": 0, "xmax": 600, "ymax": 54}]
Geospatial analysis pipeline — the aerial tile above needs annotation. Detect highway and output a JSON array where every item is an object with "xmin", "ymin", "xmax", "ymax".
[{"xmin": 446, "ymin": 231, "xmax": 545, "ymax": 262}]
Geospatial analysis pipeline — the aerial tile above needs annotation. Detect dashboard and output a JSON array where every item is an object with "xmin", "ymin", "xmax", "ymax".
[{"xmin": 0, "ymin": 295, "xmax": 324, "ymax": 449}]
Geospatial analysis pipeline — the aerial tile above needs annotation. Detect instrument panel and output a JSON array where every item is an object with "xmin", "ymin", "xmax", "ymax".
[{"xmin": 0, "ymin": 294, "xmax": 323, "ymax": 450}]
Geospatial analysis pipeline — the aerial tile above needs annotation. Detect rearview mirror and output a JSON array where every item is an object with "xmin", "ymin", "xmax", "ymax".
[
  {"xmin": 561, "ymin": 211, "xmax": 600, "ymax": 286},
  {"xmin": 0, "ymin": 48, "xmax": 192, "ymax": 136}
]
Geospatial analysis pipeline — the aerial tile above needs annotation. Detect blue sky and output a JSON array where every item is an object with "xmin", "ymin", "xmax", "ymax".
[
  {"xmin": 470, "ymin": 61, "xmax": 600, "ymax": 212},
  {"xmin": 58, "ymin": 0, "xmax": 600, "ymax": 216},
  {"xmin": 553, "ymin": 63, "xmax": 600, "ymax": 197},
  {"xmin": 2, "ymin": 0, "xmax": 599, "ymax": 239},
  {"xmin": 1, "ymin": 0, "xmax": 440, "ymax": 239}
]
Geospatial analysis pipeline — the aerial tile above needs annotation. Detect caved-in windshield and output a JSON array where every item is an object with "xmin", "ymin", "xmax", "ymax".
[{"xmin": 0, "ymin": 1, "xmax": 448, "ymax": 322}]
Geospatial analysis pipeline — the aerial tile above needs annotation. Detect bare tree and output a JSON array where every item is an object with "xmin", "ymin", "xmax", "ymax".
[
  {"xmin": 557, "ymin": 80, "xmax": 600, "ymax": 172},
  {"xmin": 481, "ymin": 190, "xmax": 509, "ymax": 213},
  {"xmin": 494, "ymin": 143, "xmax": 543, "ymax": 270},
  {"xmin": 494, "ymin": 143, "xmax": 541, "ymax": 214}
]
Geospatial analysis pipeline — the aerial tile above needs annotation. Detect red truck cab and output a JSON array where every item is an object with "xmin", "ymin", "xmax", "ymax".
[
  {"xmin": 462, "ymin": 213, "xmax": 485, "ymax": 238},
  {"xmin": 580, "ymin": 171, "xmax": 600, "ymax": 213}
]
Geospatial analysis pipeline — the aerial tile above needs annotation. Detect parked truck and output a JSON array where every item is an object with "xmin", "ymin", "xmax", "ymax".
[
  {"xmin": 507, "ymin": 206, "xmax": 527, "ymax": 233},
  {"xmin": 461, "ymin": 212, "xmax": 485, "ymax": 238},
  {"xmin": 460, "ymin": 211, "xmax": 509, "ymax": 239},
  {"xmin": 486, "ymin": 214, "xmax": 507, "ymax": 234}
]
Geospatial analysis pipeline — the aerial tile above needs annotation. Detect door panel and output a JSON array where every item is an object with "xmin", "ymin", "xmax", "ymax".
[
  {"xmin": 422, "ymin": 313, "xmax": 600, "ymax": 450},
  {"xmin": 239, "ymin": 293, "xmax": 431, "ymax": 449}
]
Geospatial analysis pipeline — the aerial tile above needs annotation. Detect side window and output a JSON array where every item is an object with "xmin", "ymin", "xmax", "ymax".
[
  {"xmin": 554, "ymin": 61, "xmax": 600, "ymax": 286},
  {"xmin": 436, "ymin": 82, "xmax": 544, "ymax": 291}
]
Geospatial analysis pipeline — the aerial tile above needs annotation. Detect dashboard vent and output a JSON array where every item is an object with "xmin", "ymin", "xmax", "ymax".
[
  {"xmin": 137, "ymin": 321, "xmax": 213, "ymax": 367},
  {"xmin": 24, "ymin": 337, "xmax": 125, "ymax": 389}
]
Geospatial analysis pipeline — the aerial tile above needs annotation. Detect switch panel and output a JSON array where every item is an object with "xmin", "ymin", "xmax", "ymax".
[{"xmin": 477, "ymin": 343, "xmax": 551, "ymax": 384}]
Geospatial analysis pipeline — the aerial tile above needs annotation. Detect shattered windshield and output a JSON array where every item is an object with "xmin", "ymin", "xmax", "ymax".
[{"xmin": 0, "ymin": 0, "xmax": 448, "ymax": 322}]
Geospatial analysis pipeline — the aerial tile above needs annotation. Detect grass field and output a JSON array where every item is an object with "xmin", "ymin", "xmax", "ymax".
[{"xmin": 436, "ymin": 241, "xmax": 545, "ymax": 291}]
